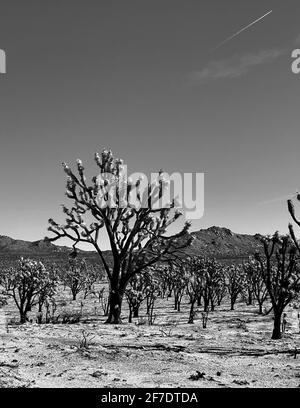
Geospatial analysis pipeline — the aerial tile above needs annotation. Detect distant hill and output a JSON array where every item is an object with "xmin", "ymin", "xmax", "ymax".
[
  {"xmin": 0, "ymin": 235, "xmax": 71, "ymax": 254},
  {"xmin": 0, "ymin": 226, "xmax": 263, "ymax": 263},
  {"xmin": 0, "ymin": 235, "xmax": 109, "ymax": 265},
  {"xmin": 188, "ymin": 226, "xmax": 263, "ymax": 260}
]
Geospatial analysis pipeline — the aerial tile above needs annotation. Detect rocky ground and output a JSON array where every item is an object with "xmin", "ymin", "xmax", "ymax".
[{"xmin": 1, "ymin": 291, "xmax": 300, "ymax": 388}]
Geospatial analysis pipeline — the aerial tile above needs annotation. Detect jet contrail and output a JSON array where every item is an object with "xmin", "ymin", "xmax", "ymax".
[
  {"xmin": 257, "ymin": 190, "xmax": 299, "ymax": 206},
  {"xmin": 213, "ymin": 10, "xmax": 273, "ymax": 50}
]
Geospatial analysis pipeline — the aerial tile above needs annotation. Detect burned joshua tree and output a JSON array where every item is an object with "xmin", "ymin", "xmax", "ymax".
[
  {"xmin": 0, "ymin": 258, "xmax": 58, "ymax": 324},
  {"xmin": 255, "ymin": 233, "xmax": 300, "ymax": 339},
  {"xmin": 243, "ymin": 257, "xmax": 268, "ymax": 314},
  {"xmin": 47, "ymin": 148, "xmax": 192, "ymax": 323},
  {"xmin": 225, "ymin": 264, "xmax": 246, "ymax": 311}
]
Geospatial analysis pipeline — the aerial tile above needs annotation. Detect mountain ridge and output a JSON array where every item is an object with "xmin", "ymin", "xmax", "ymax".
[{"xmin": 0, "ymin": 226, "xmax": 263, "ymax": 260}]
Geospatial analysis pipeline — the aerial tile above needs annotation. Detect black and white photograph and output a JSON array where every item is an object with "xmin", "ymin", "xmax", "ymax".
[{"xmin": 1, "ymin": 0, "xmax": 300, "ymax": 397}]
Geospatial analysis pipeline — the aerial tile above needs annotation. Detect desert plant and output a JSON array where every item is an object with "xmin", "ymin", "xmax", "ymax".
[
  {"xmin": 144, "ymin": 271, "xmax": 160, "ymax": 325},
  {"xmin": 83, "ymin": 265, "xmax": 100, "ymax": 299},
  {"xmin": 242, "ymin": 260, "xmax": 255, "ymax": 306},
  {"xmin": 159, "ymin": 264, "xmax": 176, "ymax": 298},
  {"xmin": 0, "ymin": 258, "xmax": 58, "ymax": 323},
  {"xmin": 184, "ymin": 257, "xmax": 203, "ymax": 323},
  {"xmin": 171, "ymin": 264, "xmax": 187, "ymax": 312},
  {"xmin": 125, "ymin": 274, "xmax": 147, "ymax": 322},
  {"xmin": 60, "ymin": 310, "xmax": 82, "ymax": 324},
  {"xmin": 203, "ymin": 259, "xmax": 225, "ymax": 312},
  {"xmin": 255, "ymin": 233, "xmax": 300, "ymax": 339},
  {"xmin": 47, "ymin": 148, "xmax": 192, "ymax": 323},
  {"xmin": 77, "ymin": 329, "xmax": 95, "ymax": 349},
  {"xmin": 243, "ymin": 257, "xmax": 268, "ymax": 314},
  {"xmin": 36, "ymin": 265, "xmax": 59, "ymax": 323},
  {"xmin": 60, "ymin": 258, "xmax": 89, "ymax": 301},
  {"xmin": 226, "ymin": 264, "xmax": 246, "ymax": 310}
]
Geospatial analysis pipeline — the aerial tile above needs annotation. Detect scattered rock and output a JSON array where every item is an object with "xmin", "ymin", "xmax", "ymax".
[
  {"xmin": 233, "ymin": 379, "xmax": 249, "ymax": 385},
  {"xmin": 189, "ymin": 371, "xmax": 206, "ymax": 380},
  {"xmin": 90, "ymin": 371, "xmax": 108, "ymax": 378}
]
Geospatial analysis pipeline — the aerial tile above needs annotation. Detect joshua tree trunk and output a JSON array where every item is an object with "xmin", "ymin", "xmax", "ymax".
[
  {"xmin": 133, "ymin": 305, "xmax": 139, "ymax": 318},
  {"xmin": 272, "ymin": 309, "xmax": 283, "ymax": 340},
  {"xmin": 230, "ymin": 296, "xmax": 237, "ymax": 310},
  {"xmin": 174, "ymin": 294, "xmax": 178, "ymax": 310},
  {"xmin": 128, "ymin": 307, "xmax": 133, "ymax": 323},
  {"xmin": 210, "ymin": 295, "xmax": 215, "ymax": 312},
  {"xmin": 188, "ymin": 300, "xmax": 196, "ymax": 324},
  {"xmin": 20, "ymin": 311, "xmax": 27, "ymax": 324},
  {"xmin": 71, "ymin": 289, "xmax": 77, "ymax": 301},
  {"xmin": 37, "ymin": 303, "xmax": 43, "ymax": 324},
  {"xmin": 247, "ymin": 290, "xmax": 253, "ymax": 305},
  {"xmin": 19, "ymin": 300, "xmax": 31, "ymax": 324},
  {"xmin": 106, "ymin": 291, "xmax": 123, "ymax": 324},
  {"xmin": 203, "ymin": 298, "xmax": 210, "ymax": 312},
  {"xmin": 105, "ymin": 281, "xmax": 125, "ymax": 324}
]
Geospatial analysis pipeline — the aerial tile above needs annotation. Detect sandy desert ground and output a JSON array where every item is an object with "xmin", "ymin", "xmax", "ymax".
[{"xmin": 1, "ymin": 286, "xmax": 300, "ymax": 389}]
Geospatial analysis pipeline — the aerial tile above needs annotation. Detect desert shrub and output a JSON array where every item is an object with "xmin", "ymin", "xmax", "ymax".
[
  {"xmin": 236, "ymin": 319, "xmax": 248, "ymax": 331},
  {"xmin": 77, "ymin": 329, "xmax": 95, "ymax": 349},
  {"xmin": 0, "ymin": 258, "xmax": 59, "ymax": 323},
  {"xmin": 255, "ymin": 233, "xmax": 300, "ymax": 339}
]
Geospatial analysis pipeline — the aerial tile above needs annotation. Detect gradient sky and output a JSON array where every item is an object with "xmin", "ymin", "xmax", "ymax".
[{"xmin": 1, "ymin": 0, "xmax": 300, "ymax": 249}]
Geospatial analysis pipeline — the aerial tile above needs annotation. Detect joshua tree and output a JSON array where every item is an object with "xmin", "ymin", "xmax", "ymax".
[
  {"xmin": 0, "ymin": 258, "xmax": 58, "ymax": 323},
  {"xmin": 226, "ymin": 264, "xmax": 245, "ymax": 310},
  {"xmin": 184, "ymin": 256, "xmax": 225, "ymax": 321},
  {"xmin": 47, "ymin": 149, "xmax": 192, "ymax": 323},
  {"xmin": 125, "ymin": 274, "xmax": 147, "ymax": 322},
  {"xmin": 215, "ymin": 274, "xmax": 227, "ymax": 307},
  {"xmin": 83, "ymin": 264, "xmax": 102, "ymax": 299},
  {"xmin": 255, "ymin": 233, "xmax": 300, "ymax": 339},
  {"xmin": 203, "ymin": 258, "xmax": 224, "ymax": 312},
  {"xmin": 36, "ymin": 264, "xmax": 59, "ymax": 323},
  {"xmin": 61, "ymin": 259, "xmax": 89, "ymax": 301},
  {"xmin": 159, "ymin": 264, "xmax": 176, "ymax": 299},
  {"xmin": 171, "ymin": 263, "xmax": 187, "ymax": 312},
  {"xmin": 142, "ymin": 269, "xmax": 161, "ymax": 325},
  {"xmin": 243, "ymin": 257, "xmax": 268, "ymax": 314},
  {"xmin": 185, "ymin": 259, "xmax": 202, "ymax": 323},
  {"xmin": 193, "ymin": 257, "xmax": 224, "ymax": 312},
  {"xmin": 242, "ymin": 260, "xmax": 255, "ymax": 306}
]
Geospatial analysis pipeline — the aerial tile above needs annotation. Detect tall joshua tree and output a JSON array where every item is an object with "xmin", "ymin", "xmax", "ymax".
[
  {"xmin": 47, "ymin": 149, "xmax": 192, "ymax": 323},
  {"xmin": 255, "ymin": 233, "xmax": 300, "ymax": 339}
]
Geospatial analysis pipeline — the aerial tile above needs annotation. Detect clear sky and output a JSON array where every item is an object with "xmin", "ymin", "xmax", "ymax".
[{"xmin": 0, "ymin": 0, "xmax": 300, "ymax": 249}]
